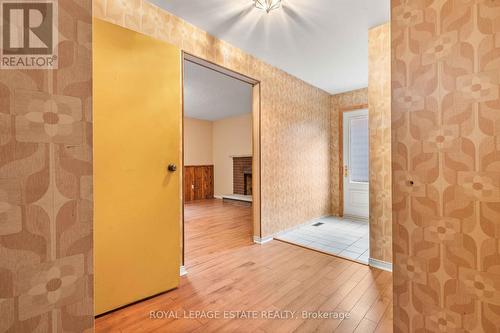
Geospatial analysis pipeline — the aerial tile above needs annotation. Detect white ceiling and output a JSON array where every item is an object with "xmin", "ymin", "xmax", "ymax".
[
  {"xmin": 184, "ymin": 61, "xmax": 253, "ymax": 121},
  {"xmin": 150, "ymin": 0, "xmax": 390, "ymax": 94}
]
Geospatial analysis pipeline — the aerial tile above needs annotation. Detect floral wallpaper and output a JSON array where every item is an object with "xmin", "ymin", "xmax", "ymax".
[
  {"xmin": 93, "ymin": 0, "xmax": 333, "ymax": 238},
  {"xmin": 0, "ymin": 1, "xmax": 93, "ymax": 332},
  {"xmin": 368, "ymin": 23, "xmax": 392, "ymax": 264},
  {"xmin": 392, "ymin": 0, "xmax": 500, "ymax": 331}
]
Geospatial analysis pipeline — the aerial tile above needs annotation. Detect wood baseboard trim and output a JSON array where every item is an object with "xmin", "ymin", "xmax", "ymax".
[
  {"xmin": 180, "ymin": 266, "xmax": 188, "ymax": 276},
  {"xmin": 253, "ymin": 235, "xmax": 273, "ymax": 244},
  {"xmin": 369, "ymin": 258, "xmax": 392, "ymax": 272}
]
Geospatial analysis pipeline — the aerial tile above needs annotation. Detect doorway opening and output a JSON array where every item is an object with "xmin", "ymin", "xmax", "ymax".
[
  {"xmin": 181, "ymin": 54, "xmax": 261, "ymax": 271},
  {"xmin": 275, "ymin": 108, "xmax": 370, "ymax": 265}
]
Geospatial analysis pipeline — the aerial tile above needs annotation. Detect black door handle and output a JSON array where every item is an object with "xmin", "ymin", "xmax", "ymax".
[{"xmin": 167, "ymin": 164, "xmax": 177, "ymax": 172}]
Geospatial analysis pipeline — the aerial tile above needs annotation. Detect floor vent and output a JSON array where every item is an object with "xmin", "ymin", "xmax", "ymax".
[{"xmin": 312, "ymin": 222, "xmax": 324, "ymax": 227}]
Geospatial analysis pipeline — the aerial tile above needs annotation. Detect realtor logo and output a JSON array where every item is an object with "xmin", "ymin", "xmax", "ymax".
[{"xmin": 1, "ymin": 0, "xmax": 58, "ymax": 69}]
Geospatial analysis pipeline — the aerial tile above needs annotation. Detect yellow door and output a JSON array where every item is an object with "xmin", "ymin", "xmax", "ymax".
[{"xmin": 93, "ymin": 19, "xmax": 181, "ymax": 315}]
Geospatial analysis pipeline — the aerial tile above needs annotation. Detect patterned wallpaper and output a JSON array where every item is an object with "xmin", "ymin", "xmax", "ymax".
[
  {"xmin": 368, "ymin": 23, "xmax": 392, "ymax": 264},
  {"xmin": 0, "ymin": 1, "xmax": 93, "ymax": 332},
  {"xmin": 392, "ymin": 0, "xmax": 500, "ymax": 331},
  {"xmin": 93, "ymin": 0, "xmax": 332, "ymax": 237},
  {"xmin": 331, "ymin": 88, "xmax": 368, "ymax": 216}
]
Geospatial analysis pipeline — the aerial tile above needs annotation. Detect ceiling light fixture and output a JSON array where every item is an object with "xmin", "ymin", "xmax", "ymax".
[{"xmin": 254, "ymin": 0, "xmax": 282, "ymax": 13}]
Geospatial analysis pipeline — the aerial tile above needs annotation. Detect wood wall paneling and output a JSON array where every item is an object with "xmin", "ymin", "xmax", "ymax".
[{"xmin": 184, "ymin": 166, "xmax": 214, "ymax": 202}]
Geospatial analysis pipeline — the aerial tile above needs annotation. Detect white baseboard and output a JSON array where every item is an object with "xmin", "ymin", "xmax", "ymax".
[
  {"xmin": 369, "ymin": 258, "xmax": 392, "ymax": 272},
  {"xmin": 253, "ymin": 235, "xmax": 273, "ymax": 244},
  {"xmin": 214, "ymin": 195, "xmax": 223, "ymax": 200},
  {"xmin": 180, "ymin": 266, "xmax": 188, "ymax": 276}
]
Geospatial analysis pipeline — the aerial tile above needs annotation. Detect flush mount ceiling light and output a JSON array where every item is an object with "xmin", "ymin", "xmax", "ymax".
[{"xmin": 254, "ymin": 0, "xmax": 282, "ymax": 13}]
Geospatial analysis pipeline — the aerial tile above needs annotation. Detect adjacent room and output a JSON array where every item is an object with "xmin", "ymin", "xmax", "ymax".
[
  {"xmin": 274, "ymin": 23, "xmax": 391, "ymax": 267},
  {"xmin": 182, "ymin": 58, "xmax": 255, "ymax": 265}
]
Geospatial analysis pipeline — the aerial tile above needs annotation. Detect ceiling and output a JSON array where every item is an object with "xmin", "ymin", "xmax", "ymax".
[
  {"xmin": 184, "ymin": 61, "xmax": 253, "ymax": 121},
  {"xmin": 150, "ymin": 0, "xmax": 390, "ymax": 94}
]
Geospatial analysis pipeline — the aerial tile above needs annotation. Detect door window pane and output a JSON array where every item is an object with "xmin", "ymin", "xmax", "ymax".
[{"xmin": 349, "ymin": 117, "xmax": 369, "ymax": 183}]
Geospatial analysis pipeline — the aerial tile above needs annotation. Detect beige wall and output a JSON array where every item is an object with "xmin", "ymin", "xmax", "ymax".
[
  {"xmin": 368, "ymin": 23, "xmax": 392, "ymax": 264},
  {"xmin": 184, "ymin": 113, "xmax": 252, "ymax": 196},
  {"xmin": 184, "ymin": 117, "xmax": 213, "ymax": 166},
  {"xmin": 213, "ymin": 113, "xmax": 253, "ymax": 196},
  {"xmin": 94, "ymin": 0, "xmax": 333, "ymax": 237}
]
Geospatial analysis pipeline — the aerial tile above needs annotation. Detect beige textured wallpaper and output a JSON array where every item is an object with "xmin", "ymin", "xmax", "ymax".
[
  {"xmin": 184, "ymin": 117, "xmax": 213, "ymax": 166},
  {"xmin": 392, "ymin": 0, "xmax": 500, "ymax": 331},
  {"xmin": 0, "ymin": 1, "xmax": 93, "ymax": 331},
  {"xmin": 368, "ymin": 23, "xmax": 392, "ymax": 264},
  {"xmin": 93, "ymin": 0, "xmax": 332, "ymax": 237},
  {"xmin": 213, "ymin": 113, "xmax": 253, "ymax": 197},
  {"xmin": 331, "ymin": 88, "xmax": 368, "ymax": 216}
]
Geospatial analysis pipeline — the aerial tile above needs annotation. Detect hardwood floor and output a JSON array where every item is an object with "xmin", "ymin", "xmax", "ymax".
[
  {"xmin": 95, "ymin": 199, "xmax": 393, "ymax": 333},
  {"xmin": 184, "ymin": 199, "xmax": 254, "ymax": 267}
]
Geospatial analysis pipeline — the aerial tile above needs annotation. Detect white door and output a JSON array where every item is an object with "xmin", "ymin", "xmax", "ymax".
[{"xmin": 343, "ymin": 109, "xmax": 369, "ymax": 219}]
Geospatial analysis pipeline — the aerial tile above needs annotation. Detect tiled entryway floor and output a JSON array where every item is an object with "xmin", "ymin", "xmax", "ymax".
[{"xmin": 275, "ymin": 216, "xmax": 369, "ymax": 264}]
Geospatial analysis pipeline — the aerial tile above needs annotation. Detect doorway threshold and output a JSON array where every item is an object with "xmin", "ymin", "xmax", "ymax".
[{"xmin": 275, "ymin": 216, "xmax": 369, "ymax": 264}]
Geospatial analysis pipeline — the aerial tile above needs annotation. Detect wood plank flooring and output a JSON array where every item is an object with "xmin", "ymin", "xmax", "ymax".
[{"xmin": 95, "ymin": 199, "xmax": 393, "ymax": 333}]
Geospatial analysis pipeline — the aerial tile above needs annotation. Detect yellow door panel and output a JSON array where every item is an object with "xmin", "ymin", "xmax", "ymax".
[{"xmin": 93, "ymin": 19, "xmax": 182, "ymax": 315}]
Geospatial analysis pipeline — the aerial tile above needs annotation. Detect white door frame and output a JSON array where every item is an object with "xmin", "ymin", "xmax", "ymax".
[{"xmin": 342, "ymin": 109, "xmax": 369, "ymax": 220}]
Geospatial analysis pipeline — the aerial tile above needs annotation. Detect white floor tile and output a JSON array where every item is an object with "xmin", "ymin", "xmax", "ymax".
[{"xmin": 275, "ymin": 215, "xmax": 370, "ymax": 263}]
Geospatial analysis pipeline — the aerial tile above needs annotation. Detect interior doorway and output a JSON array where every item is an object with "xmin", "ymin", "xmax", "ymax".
[
  {"xmin": 275, "ymin": 107, "xmax": 371, "ymax": 265},
  {"xmin": 181, "ymin": 54, "xmax": 261, "ymax": 270}
]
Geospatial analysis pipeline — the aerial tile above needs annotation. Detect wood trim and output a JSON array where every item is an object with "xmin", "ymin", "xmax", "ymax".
[
  {"xmin": 181, "ymin": 52, "xmax": 186, "ymax": 266},
  {"xmin": 339, "ymin": 103, "xmax": 369, "ymax": 112},
  {"xmin": 338, "ymin": 104, "xmax": 369, "ymax": 217},
  {"xmin": 181, "ymin": 52, "xmax": 262, "ymax": 262},
  {"xmin": 339, "ymin": 110, "xmax": 343, "ymax": 217},
  {"xmin": 258, "ymin": 83, "xmax": 262, "ymax": 239},
  {"xmin": 254, "ymin": 83, "xmax": 262, "ymax": 239},
  {"xmin": 184, "ymin": 165, "xmax": 214, "ymax": 202},
  {"xmin": 183, "ymin": 52, "xmax": 259, "ymax": 85}
]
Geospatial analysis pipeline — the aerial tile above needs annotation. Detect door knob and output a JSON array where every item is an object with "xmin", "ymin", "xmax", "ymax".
[{"xmin": 167, "ymin": 164, "xmax": 177, "ymax": 172}]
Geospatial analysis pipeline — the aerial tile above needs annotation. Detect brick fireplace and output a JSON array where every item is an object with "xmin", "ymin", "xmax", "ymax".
[{"xmin": 233, "ymin": 156, "xmax": 252, "ymax": 195}]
